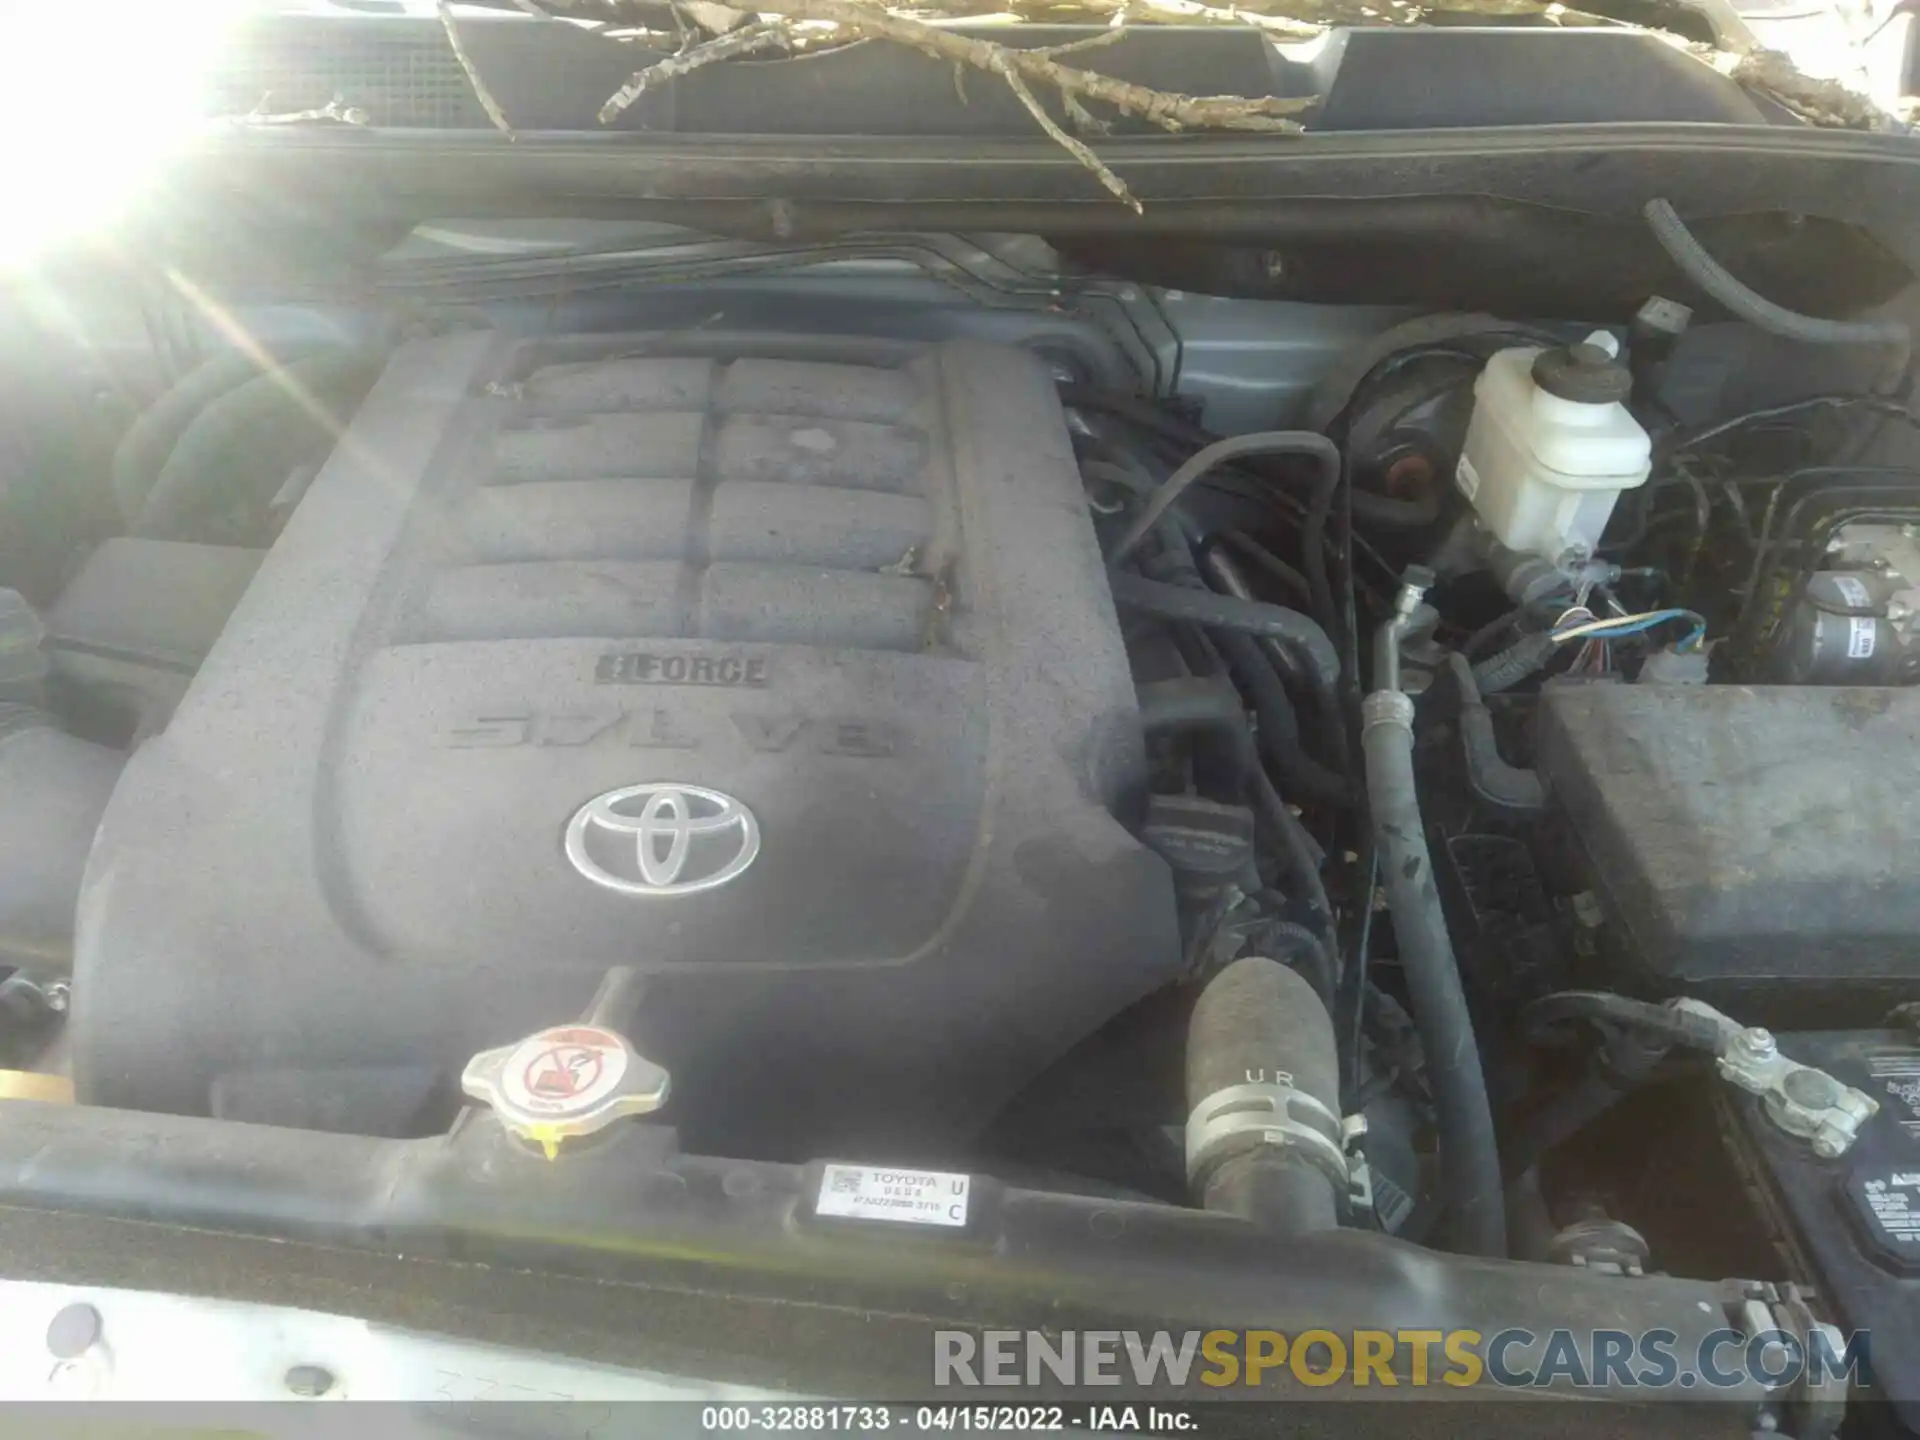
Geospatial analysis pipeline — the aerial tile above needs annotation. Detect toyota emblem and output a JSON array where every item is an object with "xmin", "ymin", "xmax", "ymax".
[{"xmin": 564, "ymin": 783, "xmax": 760, "ymax": 896}]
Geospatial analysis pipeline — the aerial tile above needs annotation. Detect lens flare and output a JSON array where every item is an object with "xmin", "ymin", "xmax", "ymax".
[{"xmin": 0, "ymin": 1, "xmax": 241, "ymax": 267}]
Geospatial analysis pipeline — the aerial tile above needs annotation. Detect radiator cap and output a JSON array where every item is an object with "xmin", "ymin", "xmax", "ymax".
[{"xmin": 461, "ymin": 1023, "xmax": 670, "ymax": 1159}]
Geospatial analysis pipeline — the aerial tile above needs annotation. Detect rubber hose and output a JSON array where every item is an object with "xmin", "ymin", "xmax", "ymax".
[
  {"xmin": 1074, "ymin": 392, "xmax": 1431, "ymax": 531},
  {"xmin": 1135, "ymin": 677, "xmax": 1257, "ymax": 783},
  {"xmin": 1108, "ymin": 431, "xmax": 1343, "ymax": 570},
  {"xmin": 1110, "ymin": 573, "xmax": 1339, "ymax": 689},
  {"xmin": 137, "ymin": 349, "xmax": 388, "ymax": 540},
  {"xmin": 1361, "ymin": 689, "xmax": 1506, "ymax": 1256},
  {"xmin": 1260, "ymin": 917, "xmax": 1338, "ymax": 1015},
  {"xmin": 1471, "ymin": 631, "xmax": 1557, "ymax": 695},
  {"xmin": 110, "ymin": 349, "xmax": 287, "ymax": 528},
  {"xmin": 1644, "ymin": 199, "xmax": 1912, "ymax": 392},
  {"xmin": 1248, "ymin": 763, "xmax": 1337, "ymax": 965},
  {"xmin": 1445, "ymin": 653, "xmax": 1544, "ymax": 814},
  {"xmin": 1187, "ymin": 957, "xmax": 1344, "ymax": 1232},
  {"xmin": 1217, "ymin": 530, "xmax": 1311, "ymax": 604},
  {"xmin": 1210, "ymin": 627, "xmax": 1349, "ymax": 807}
]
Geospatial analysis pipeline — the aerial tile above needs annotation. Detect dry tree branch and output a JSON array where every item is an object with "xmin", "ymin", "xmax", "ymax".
[
  {"xmin": 439, "ymin": 0, "xmax": 517, "ymax": 135},
  {"xmin": 1096, "ymin": 0, "xmax": 1322, "ymax": 39},
  {"xmin": 485, "ymin": 0, "xmax": 1320, "ymax": 208},
  {"xmin": 988, "ymin": 49, "xmax": 1141, "ymax": 211},
  {"xmin": 1032, "ymin": 27, "xmax": 1132, "ymax": 59},
  {"xmin": 1060, "ymin": 89, "xmax": 1110, "ymax": 135},
  {"xmin": 600, "ymin": 19, "xmax": 798, "ymax": 121},
  {"xmin": 737, "ymin": 0, "xmax": 1315, "ymax": 134}
]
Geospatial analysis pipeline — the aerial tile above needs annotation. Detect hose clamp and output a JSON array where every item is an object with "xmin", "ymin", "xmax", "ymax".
[{"xmin": 1185, "ymin": 1079, "xmax": 1353, "ymax": 1190}]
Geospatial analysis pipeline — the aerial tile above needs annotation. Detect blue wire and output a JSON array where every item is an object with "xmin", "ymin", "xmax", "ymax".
[{"xmin": 1552, "ymin": 609, "xmax": 1707, "ymax": 651}]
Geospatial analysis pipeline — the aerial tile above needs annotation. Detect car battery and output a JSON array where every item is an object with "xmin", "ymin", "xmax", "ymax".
[{"xmin": 1721, "ymin": 1028, "xmax": 1920, "ymax": 1432}]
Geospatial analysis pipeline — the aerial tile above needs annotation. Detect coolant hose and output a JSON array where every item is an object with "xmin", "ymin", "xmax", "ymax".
[
  {"xmin": 1644, "ymin": 199, "xmax": 1912, "ymax": 391},
  {"xmin": 1110, "ymin": 573, "xmax": 1339, "ymax": 688},
  {"xmin": 137, "ymin": 348, "xmax": 388, "ymax": 540},
  {"xmin": 1361, "ymin": 689, "xmax": 1507, "ymax": 1256},
  {"xmin": 1187, "ymin": 957, "xmax": 1346, "ymax": 1233}
]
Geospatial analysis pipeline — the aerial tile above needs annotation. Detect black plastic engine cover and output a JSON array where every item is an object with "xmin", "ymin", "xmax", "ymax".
[{"xmin": 71, "ymin": 331, "xmax": 1178, "ymax": 1150}]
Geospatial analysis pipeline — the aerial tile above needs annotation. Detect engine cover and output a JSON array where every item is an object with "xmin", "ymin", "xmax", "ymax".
[{"xmin": 71, "ymin": 332, "xmax": 1178, "ymax": 1149}]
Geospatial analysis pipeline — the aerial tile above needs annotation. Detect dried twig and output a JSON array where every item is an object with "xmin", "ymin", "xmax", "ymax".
[
  {"xmin": 600, "ymin": 19, "xmax": 798, "ymax": 121},
  {"xmin": 1090, "ymin": 0, "xmax": 1322, "ymax": 38},
  {"xmin": 241, "ymin": 95, "xmax": 373, "ymax": 127},
  {"xmin": 1060, "ymin": 89, "xmax": 1110, "ymax": 135},
  {"xmin": 989, "ymin": 49, "xmax": 1141, "ymax": 211},
  {"xmin": 1727, "ymin": 48, "xmax": 1893, "ymax": 130},
  {"xmin": 740, "ymin": 0, "xmax": 1315, "ymax": 133},
  {"xmin": 1033, "ymin": 26, "xmax": 1132, "ymax": 58},
  {"xmin": 473, "ymin": 0, "xmax": 1320, "ymax": 208},
  {"xmin": 439, "ymin": 0, "xmax": 516, "ymax": 135}
]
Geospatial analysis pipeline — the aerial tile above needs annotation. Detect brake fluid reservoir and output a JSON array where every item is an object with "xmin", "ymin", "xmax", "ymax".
[{"xmin": 1456, "ymin": 332, "xmax": 1651, "ymax": 564}]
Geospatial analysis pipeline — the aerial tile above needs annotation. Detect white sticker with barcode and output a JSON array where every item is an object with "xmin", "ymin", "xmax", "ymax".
[
  {"xmin": 816, "ymin": 1164, "xmax": 971, "ymax": 1227},
  {"xmin": 1850, "ymin": 616, "xmax": 1879, "ymax": 659}
]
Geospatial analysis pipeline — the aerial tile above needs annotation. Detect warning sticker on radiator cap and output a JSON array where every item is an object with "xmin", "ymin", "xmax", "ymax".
[{"xmin": 816, "ymin": 1164, "xmax": 971, "ymax": 1227}]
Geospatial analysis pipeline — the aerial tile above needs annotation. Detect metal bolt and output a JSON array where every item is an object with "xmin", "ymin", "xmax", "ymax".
[
  {"xmin": 1891, "ymin": 600, "xmax": 1913, "ymax": 625},
  {"xmin": 1784, "ymin": 1069, "xmax": 1839, "ymax": 1108},
  {"xmin": 44, "ymin": 982, "xmax": 69, "ymax": 1014},
  {"xmin": 284, "ymin": 1364, "xmax": 335, "ymax": 1398},
  {"xmin": 1262, "ymin": 250, "xmax": 1286, "ymax": 280},
  {"xmin": 1734, "ymin": 1028, "xmax": 1778, "ymax": 1061}
]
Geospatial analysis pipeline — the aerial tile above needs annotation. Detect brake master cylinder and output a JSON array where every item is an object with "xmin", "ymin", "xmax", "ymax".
[{"xmin": 1457, "ymin": 332, "xmax": 1652, "ymax": 565}]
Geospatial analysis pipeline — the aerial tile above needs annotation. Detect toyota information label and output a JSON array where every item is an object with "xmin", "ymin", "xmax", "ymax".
[{"xmin": 816, "ymin": 1164, "xmax": 971, "ymax": 1227}]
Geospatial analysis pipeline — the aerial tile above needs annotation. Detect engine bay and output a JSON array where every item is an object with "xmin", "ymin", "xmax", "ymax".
[{"xmin": 9, "ymin": 199, "xmax": 1920, "ymax": 1419}]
